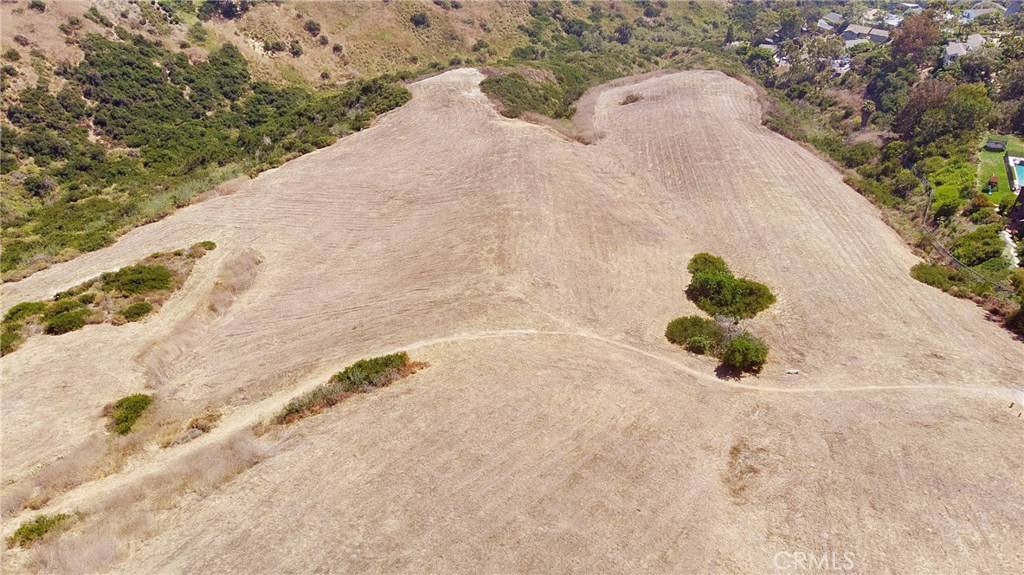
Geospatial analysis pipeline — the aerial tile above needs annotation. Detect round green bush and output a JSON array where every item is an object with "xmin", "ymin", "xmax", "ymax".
[
  {"xmin": 686, "ymin": 272, "xmax": 776, "ymax": 319},
  {"xmin": 108, "ymin": 394, "xmax": 153, "ymax": 434},
  {"xmin": 685, "ymin": 334, "xmax": 714, "ymax": 355},
  {"xmin": 3, "ymin": 301, "xmax": 47, "ymax": 323},
  {"xmin": 720, "ymin": 333, "xmax": 769, "ymax": 373},
  {"xmin": 665, "ymin": 315, "xmax": 723, "ymax": 348},
  {"xmin": 120, "ymin": 301, "xmax": 153, "ymax": 322},
  {"xmin": 45, "ymin": 309, "xmax": 89, "ymax": 335},
  {"xmin": 687, "ymin": 252, "xmax": 729, "ymax": 276}
]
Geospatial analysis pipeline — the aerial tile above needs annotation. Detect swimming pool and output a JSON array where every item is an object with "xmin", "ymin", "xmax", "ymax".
[{"xmin": 1016, "ymin": 163, "xmax": 1024, "ymax": 188}]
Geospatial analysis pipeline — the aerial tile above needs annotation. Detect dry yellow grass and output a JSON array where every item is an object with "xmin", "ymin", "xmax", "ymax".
[{"xmin": 1, "ymin": 69, "xmax": 1022, "ymax": 573}]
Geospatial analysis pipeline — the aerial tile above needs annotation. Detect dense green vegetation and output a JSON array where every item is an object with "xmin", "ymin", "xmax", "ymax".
[
  {"xmin": 665, "ymin": 315, "xmax": 724, "ymax": 354},
  {"xmin": 720, "ymin": 2, "xmax": 1023, "ymax": 336},
  {"xmin": 106, "ymin": 393, "xmax": 153, "ymax": 434},
  {"xmin": 1, "ymin": 30, "xmax": 410, "ymax": 279},
  {"xmin": 275, "ymin": 352, "xmax": 415, "ymax": 424},
  {"xmin": 666, "ymin": 253, "xmax": 775, "ymax": 374},
  {"xmin": 720, "ymin": 333, "xmax": 769, "ymax": 373},
  {"xmin": 481, "ymin": 0, "xmax": 727, "ymax": 118},
  {"xmin": 7, "ymin": 513, "xmax": 71, "ymax": 548},
  {"xmin": 684, "ymin": 254, "xmax": 776, "ymax": 319},
  {"xmin": 99, "ymin": 265, "xmax": 172, "ymax": 295}
]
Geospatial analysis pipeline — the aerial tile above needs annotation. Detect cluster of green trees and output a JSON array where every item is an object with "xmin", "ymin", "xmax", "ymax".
[
  {"xmin": 666, "ymin": 253, "xmax": 774, "ymax": 374},
  {"xmin": 1, "ymin": 28, "xmax": 410, "ymax": 278}
]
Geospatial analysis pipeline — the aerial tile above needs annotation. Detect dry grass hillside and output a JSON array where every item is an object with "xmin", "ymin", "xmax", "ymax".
[
  {"xmin": 0, "ymin": 0, "xmax": 533, "ymax": 92},
  {"xmin": 1, "ymin": 69, "xmax": 1022, "ymax": 573}
]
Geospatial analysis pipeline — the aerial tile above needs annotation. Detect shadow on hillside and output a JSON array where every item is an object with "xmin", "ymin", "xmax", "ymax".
[{"xmin": 714, "ymin": 364, "xmax": 745, "ymax": 381}]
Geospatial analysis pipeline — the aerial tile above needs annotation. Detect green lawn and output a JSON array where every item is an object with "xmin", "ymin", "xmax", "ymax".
[{"xmin": 977, "ymin": 134, "xmax": 1024, "ymax": 206}]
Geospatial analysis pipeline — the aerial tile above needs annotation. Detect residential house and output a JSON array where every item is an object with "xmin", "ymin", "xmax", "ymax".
[
  {"xmin": 868, "ymin": 28, "xmax": 890, "ymax": 43},
  {"xmin": 823, "ymin": 12, "xmax": 845, "ymax": 27},
  {"xmin": 943, "ymin": 34, "xmax": 987, "ymax": 66},
  {"xmin": 944, "ymin": 42, "xmax": 968, "ymax": 65},
  {"xmin": 817, "ymin": 19, "xmax": 834, "ymax": 32},
  {"xmin": 841, "ymin": 24, "xmax": 872, "ymax": 41},
  {"xmin": 883, "ymin": 13, "xmax": 904, "ymax": 28},
  {"xmin": 861, "ymin": 8, "xmax": 882, "ymax": 23},
  {"xmin": 961, "ymin": 8, "xmax": 1000, "ymax": 21}
]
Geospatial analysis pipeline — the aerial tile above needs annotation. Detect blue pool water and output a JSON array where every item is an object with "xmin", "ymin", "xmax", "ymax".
[{"xmin": 1016, "ymin": 163, "xmax": 1024, "ymax": 186}]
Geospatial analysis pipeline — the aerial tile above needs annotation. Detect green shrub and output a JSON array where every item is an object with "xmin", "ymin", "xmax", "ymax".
[
  {"xmin": 7, "ymin": 513, "xmax": 70, "ymax": 548},
  {"xmin": 120, "ymin": 301, "xmax": 153, "ymax": 322},
  {"xmin": 686, "ymin": 272, "xmax": 776, "ymax": 319},
  {"xmin": 1, "ymin": 325, "xmax": 23, "ymax": 355},
  {"xmin": 106, "ymin": 394, "xmax": 153, "ymax": 434},
  {"xmin": 44, "ymin": 309, "xmax": 89, "ymax": 335},
  {"xmin": 44, "ymin": 298, "xmax": 85, "ymax": 319},
  {"xmin": 665, "ymin": 316, "xmax": 723, "ymax": 350},
  {"xmin": 687, "ymin": 252, "xmax": 729, "ymax": 276},
  {"xmin": 196, "ymin": 240, "xmax": 217, "ymax": 251},
  {"xmin": 685, "ymin": 334, "xmax": 715, "ymax": 354},
  {"xmin": 100, "ymin": 264, "xmax": 172, "ymax": 294},
  {"xmin": 78, "ymin": 292, "xmax": 97, "ymax": 305},
  {"xmin": 329, "ymin": 352, "xmax": 411, "ymax": 392},
  {"xmin": 951, "ymin": 224, "xmax": 1004, "ymax": 266},
  {"xmin": 684, "ymin": 253, "xmax": 775, "ymax": 319},
  {"xmin": 276, "ymin": 352, "xmax": 412, "ymax": 423},
  {"xmin": 4, "ymin": 301, "xmax": 47, "ymax": 323},
  {"xmin": 720, "ymin": 333, "xmax": 768, "ymax": 373},
  {"xmin": 911, "ymin": 262, "xmax": 963, "ymax": 291}
]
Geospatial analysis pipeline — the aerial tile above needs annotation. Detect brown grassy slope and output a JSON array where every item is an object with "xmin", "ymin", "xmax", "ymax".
[
  {"xmin": 209, "ymin": 0, "xmax": 533, "ymax": 83},
  {"xmin": 1, "ymin": 69, "xmax": 1022, "ymax": 573},
  {"xmin": 0, "ymin": 0, "xmax": 532, "ymax": 91}
]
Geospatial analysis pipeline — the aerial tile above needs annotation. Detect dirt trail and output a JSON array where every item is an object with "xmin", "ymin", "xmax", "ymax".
[{"xmin": 2, "ymin": 69, "xmax": 1022, "ymax": 574}]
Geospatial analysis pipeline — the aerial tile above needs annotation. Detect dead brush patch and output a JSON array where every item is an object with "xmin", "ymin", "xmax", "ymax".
[
  {"xmin": 164, "ymin": 408, "xmax": 223, "ymax": 447},
  {"xmin": 620, "ymin": 92, "xmax": 642, "ymax": 105},
  {"xmin": 29, "ymin": 430, "xmax": 271, "ymax": 574},
  {"xmin": 519, "ymin": 111, "xmax": 600, "ymax": 145},
  {"xmin": 12, "ymin": 400, "xmax": 189, "ymax": 515},
  {"xmin": 724, "ymin": 439, "xmax": 772, "ymax": 501}
]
